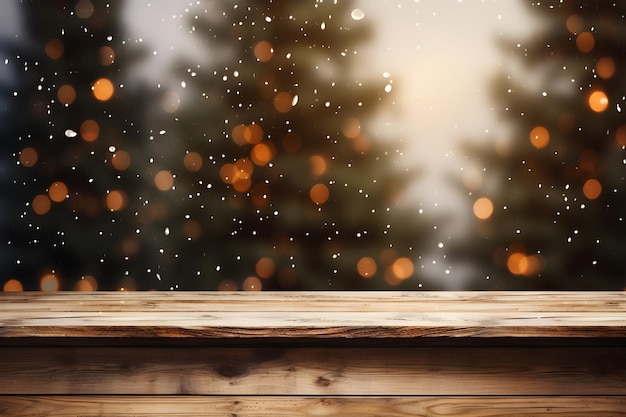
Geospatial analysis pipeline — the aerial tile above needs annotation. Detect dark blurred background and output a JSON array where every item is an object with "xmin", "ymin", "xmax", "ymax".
[{"xmin": 1, "ymin": 0, "xmax": 625, "ymax": 291}]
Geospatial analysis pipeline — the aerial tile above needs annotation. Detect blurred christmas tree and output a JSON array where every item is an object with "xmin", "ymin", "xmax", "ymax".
[
  {"xmin": 453, "ymin": 1, "xmax": 626, "ymax": 289},
  {"xmin": 1, "ymin": 0, "xmax": 152, "ymax": 290},
  {"xmin": 147, "ymin": 0, "xmax": 430, "ymax": 290}
]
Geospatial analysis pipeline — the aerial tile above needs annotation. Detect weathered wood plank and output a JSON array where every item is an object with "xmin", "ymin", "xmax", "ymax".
[
  {"xmin": 2, "ymin": 396, "xmax": 626, "ymax": 416},
  {"xmin": 1, "ymin": 292, "xmax": 625, "ymax": 339},
  {"xmin": 1, "ymin": 346, "xmax": 624, "ymax": 395}
]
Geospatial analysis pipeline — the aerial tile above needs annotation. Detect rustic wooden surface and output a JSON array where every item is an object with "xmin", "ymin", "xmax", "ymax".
[
  {"xmin": 1, "ymin": 396, "xmax": 626, "ymax": 417},
  {"xmin": 1, "ymin": 346, "xmax": 624, "ymax": 395},
  {"xmin": 1, "ymin": 291, "xmax": 625, "ymax": 339}
]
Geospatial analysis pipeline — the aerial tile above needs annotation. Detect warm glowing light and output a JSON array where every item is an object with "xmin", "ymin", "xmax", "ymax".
[
  {"xmin": 231, "ymin": 124, "xmax": 264, "ymax": 146},
  {"xmin": 473, "ymin": 197, "xmax": 494, "ymax": 220},
  {"xmin": 576, "ymin": 31, "xmax": 595, "ymax": 53},
  {"xmin": 184, "ymin": 152, "xmax": 203, "ymax": 172},
  {"xmin": 616, "ymin": 125, "xmax": 626, "ymax": 147},
  {"xmin": 233, "ymin": 177, "xmax": 252, "ymax": 192},
  {"xmin": 32, "ymin": 194, "xmax": 51, "ymax": 215},
  {"xmin": 118, "ymin": 276, "xmax": 137, "ymax": 291},
  {"xmin": 220, "ymin": 163, "xmax": 238, "ymax": 184},
  {"xmin": 40, "ymin": 273, "xmax": 60, "ymax": 291},
  {"xmin": 235, "ymin": 158, "xmax": 254, "ymax": 179},
  {"xmin": 254, "ymin": 40, "xmax": 274, "ymax": 62},
  {"xmin": 75, "ymin": 0, "xmax": 94, "ymax": 18},
  {"xmin": 49, "ymin": 181, "xmax": 68, "ymax": 202},
  {"xmin": 530, "ymin": 126, "xmax": 549, "ymax": 149},
  {"xmin": 342, "ymin": 117, "xmax": 361, "ymax": 138},
  {"xmin": 507, "ymin": 252, "xmax": 541, "ymax": 277},
  {"xmin": 256, "ymin": 258, "xmax": 276, "ymax": 279},
  {"xmin": 588, "ymin": 90, "xmax": 609, "ymax": 112},
  {"xmin": 80, "ymin": 119, "xmax": 100, "ymax": 142},
  {"xmin": 97, "ymin": 45, "xmax": 115, "ymax": 66},
  {"xmin": 217, "ymin": 279, "xmax": 237, "ymax": 291},
  {"xmin": 106, "ymin": 190, "xmax": 127, "ymax": 211},
  {"xmin": 566, "ymin": 14, "xmax": 584, "ymax": 34},
  {"xmin": 183, "ymin": 219, "xmax": 202, "ymax": 240},
  {"xmin": 57, "ymin": 84, "xmax": 76, "ymax": 105},
  {"xmin": 273, "ymin": 91, "xmax": 293, "ymax": 113},
  {"xmin": 92, "ymin": 78, "xmax": 114, "ymax": 101},
  {"xmin": 154, "ymin": 170, "xmax": 174, "ymax": 191},
  {"xmin": 310, "ymin": 183, "xmax": 330, "ymax": 205},
  {"xmin": 111, "ymin": 150, "xmax": 131, "ymax": 170},
  {"xmin": 309, "ymin": 155, "xmax": 327, "ymax": 176},
  {"xmin": 3, "ymin": 279, "xmax": 23, "ymax": 292},
  {"xmin": 357, "ymin": 257, "xmax": 377, "ymax": 278},
  {"xmin": 243, "ymin": 276, "xmax": 262, "ymax": 291},
  {"xmin": 74, "ymin": 275, "xmax": 97, "ymax": 291},
  {"xmin": 19, "ymin": 147, "xmax": 38, "ymax": 167},
  {"xmin": 392, "ymin": 257, "xmax": 414, "ymax": 280},
  {"xmin": 251, "ymin": 142, "xmax": 275, "ymax": 165},
  {"xmin": 596, "ymin": 57, "xmax": 616, "ymax": 79},
  {"xmin": 251, "ymin": 183, "xmax": 271, "ymax": 207},
  {"xmin": 583, "ymin": 178, "xmax": 602, "ymax": 200},
  {"xmin": 45, "ymin": 38, "xmax": 64, "ymax": 59}
]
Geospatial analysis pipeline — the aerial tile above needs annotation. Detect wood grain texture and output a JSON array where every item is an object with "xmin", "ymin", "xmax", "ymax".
[
  {"xmin": 2, "ymin": 396, "xmax": 626, "ymax": 417},
  {"xmin": 1, "ymin": 292, "xmax": 625, "ymax": 340},
  {"xmin": 1, "ymin": 346, "xmax": 624, "ymax": 395}
]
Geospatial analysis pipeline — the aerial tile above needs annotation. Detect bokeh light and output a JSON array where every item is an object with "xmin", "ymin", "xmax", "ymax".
[
  {"xmin": 251, "ymin": 142, "xmax": 275, "ymax": 165},
  {"xmin": 342, "ymin": 117, "xmax": 361, "ymax": 138},
  {"xmin": 45, "ymin": 38, "xmax": 64, "ymax": 59},
  {"xmin": 154, "ymin": 170, "xmax": 174, "ymax": 191},
  {"xmin": 616, "ymin": 125, "xmax": 626, "ymax": 147},
  {"xmin": 576, "ymin": 31, "xmax": 594, "ymax": 53},
  {"xmin": 3, "ymin": 279, "xmax": 23, "ymax": 292},
  {"xmin": 256, "ymin": 257, "xmax": 276, "ymax": 278},
  {"xmin": 160, "ymin": 90, "xmax": 181, "ymax": 113},
  {"xmin": 530, "ymin": 126, "xmax": 549, "ymax": 149},
  {"xmin": 57, "ymin": 84, "xmax": 76, "ymax": 105},
  {"xmin": 49, "ymin": 181, "xmax": 68, "ymax": 202},
  {"xmin": 251, "ymin": 183, "xmax": 271, "ymax": 207},
  {"xmin": 19, "ymin": 147, "xmax": 38, "ymax": 167},
  {"xmin": 183, "ymin": 151, "xmax": 203, "ymax": 172},
  {"xmin": 75, "ymin": 0, "xmax": 94, "ymax": 18},
  {"xmin": 596, "ymin": 57, "xmax": 615, "ymax": 79},
  {"xmin": 310, "ymin": 183, "xmax": 330, "ymax": 205},
  {"xmin": 32, "ymin": 194, "xmax": 52, "ymax": 215},
  {"xmin": 105, "ymin": 189, "xmax": 127, "ymax": 211},
  {"xmin": 507, "ymin": 252, "xmax": 541, "ymax": 277},
  {"xmin": 217, "ymin": 279, "xmax": 237, "ymax": 291},
  {"xmin": 243, "ymin": 276, "xmax": 262, "ymax": 291},
  {"xmin": 309, "ymin": 155, "xmax": 327, "ymax": 176},
  {"xmin": 583, "ymin": 178, "xmax": 601, "ymax": 200},
  {"xmin": 80, "ymin": 119, "xmax": 100, "ymax": 142},
  {"xmin": 473, "ymin": 197, "xmax": 494, "ymax": 220},
  {"xmin": 40, "ymin": 273, "xmax": 60, "ymax": 291},
  {"xmin": 92, "ymin": 78, "xmax": 114, "ymax": 101},
  {"xmin": 111, "ymin": 150, "xmax": 131, "ymax": 170},
  {"xmin": 273, "ymin": 91, "xmax": 293, "ymax": 113},
  {"xmin": 97, "ymin": 45, "xmax": 115, "ymax": 66},
  {"xmin": 74, "ymin": 275, "xmax": 98, "ymax": 291},
  {"xmin": 588, "ymin": 90, "xmax": 608, "ymax": 112},
  {"xmin": 357, "ymin": 257, "xmax": 377, "ymax": 278},
  {"xmin": 254, "ymin": 40, "xmax": 273, "ymax": 62}
]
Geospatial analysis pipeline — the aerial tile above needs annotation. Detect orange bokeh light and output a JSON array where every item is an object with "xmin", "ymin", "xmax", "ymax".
[
  {"xmin": 273, "ymin": 92, "xmax": 293, "ymax": 113},
  {"xmin": 92, "ymin": 77, "xmax": 114, "ymax": 101},
  {"xmin": 342, "ymin": 117, "xmax": 361, "ymax": 139},
  {"xmin": 254, "ymin": 40, "xmax": 274, "ymax": 62},
  {"xmin": 45, "ymin": 38, "xmax": 64, "ymax": 59},
  {"xmin": 251, "ymin": 142, "xmax": 275, "ymax": 165},
  {"xmin": 310, "ymin": 183, "xmax": 330, "ymax": 205},
  {"xmin": 19, "ymin": 147, "xmax": 38, "ymax": 167},
  {"xmin": 183, "ymin": 151, "xmax": 203, "ymax": 172},
  {"xmin": 588, "ymin": 90, "xmax": 609, "ymax": 112},
  {"xmin": 154, "ymin": 170, "xmax": 174, "ymax": 191},
  {"xmin": 32, "ymin": 194, "xmax": 51, "ymax": 215},
  {"xmin": 49, "ymin": 181, "xmax": 68, "ymax": 202},
  {"xmin": 576, "ymin": 31, "xmax": 595, "ymax": 53},
  {"xmin": 616, "ymin": 125, "xmax": 626, "ymax": 147},
  {"xmin": 3, "ymin": 279, "xmax": 23, "ymax": 292},
  {"xmin": 507, "ymin": 252, "xmax": 541, "ymax": 277},
  {"xmin": 105, "ymin": 189, "xmax": 127, "ymax": 211},
  {"xmin": 256, "ymin": 258, "xmax": 276, "ymax": 279},
  {"xmin": 566, "ymin": 14, "xmax": 584, "ymax": 34},
  {"xmin": 243, "ymin": 276, "xmax": 262, "ymax": 291},
  {"xmin": 111, "ymin": 150, "xmax": 131, "ymax": 170},
  {"xmin": 357, "ymin": 257, "xmax": 377, "ymax": 278},
  {"xmin": 309, "ymin": 155, "xmax": 327, "ymax": 176},
  {"xmin": 74, "ymin": 275, "xmax": 98, "ymax": 291},
  {"xmin": 473, "ymin": 197, "xmax": 494, "ymax": 220},
  {"xmin": 40, "ymin": 273, "xmax": 60, "ymax": 291},
  {"xmin": 583, "ymin": 178, "xmax": 602, "ymax": 200},
  {"xmin": 596, "ymin": 57, "xmax": 616, "ymax": 79},
  {"xmin": 57, "ymin": 84, "xmax": 76, "ymax": 105},
  {"xmin": 80, "ymin": 119, "xmax": 100, "ymax": 142},
  {"xmin": 98, "ymin": 46, "xmax": 115, "ymax": 66},
  {"xmin": 530, "ymin": 126, "xmax": 550, "ymax": 149}
]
